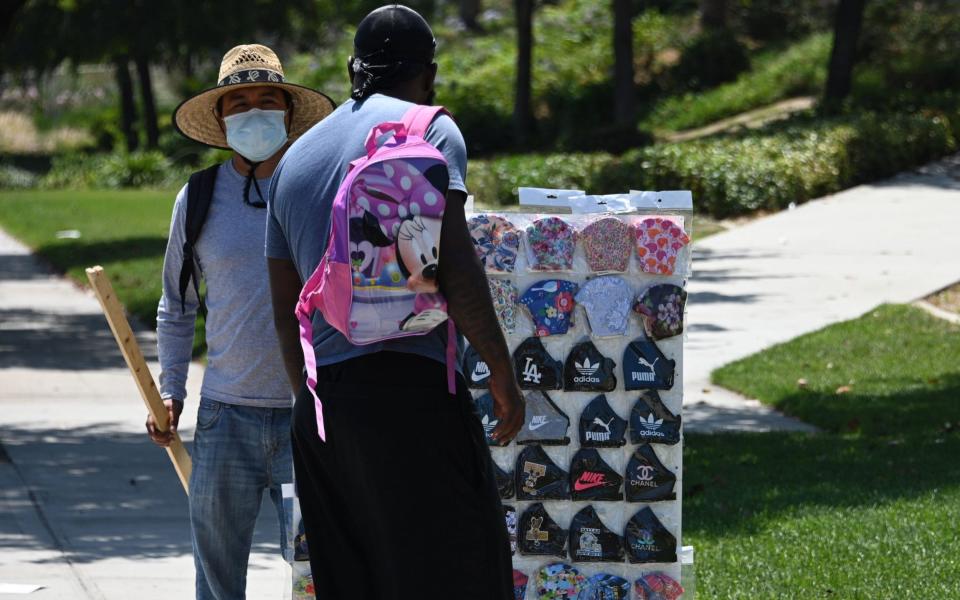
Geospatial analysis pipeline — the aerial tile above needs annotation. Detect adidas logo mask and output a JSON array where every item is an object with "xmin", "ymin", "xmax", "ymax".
[
  {"xmin": 629, "ymin": 390, "xmax": 681, "ymax": 445},
  {"xmin": 564, "ymin": 340, "xmax": 617, "ymax": 392}
]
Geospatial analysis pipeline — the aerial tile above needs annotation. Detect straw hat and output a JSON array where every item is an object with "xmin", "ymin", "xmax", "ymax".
[{"xmin": 173, "ymin": 44, "xmax": 335, "ymax": 149}]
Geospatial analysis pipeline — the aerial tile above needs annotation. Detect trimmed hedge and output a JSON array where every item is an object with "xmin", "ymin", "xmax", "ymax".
[{"xmin": 471, "ymin": 110, "xmax": 958, "ymax": 217}]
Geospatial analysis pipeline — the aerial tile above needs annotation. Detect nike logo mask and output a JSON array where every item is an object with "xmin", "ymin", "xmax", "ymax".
[
  {"xmin": 624, "ymin": 507, "xmax": 677, "ymax": 564},
  {"xmin": 629, "ymin": 389, "xmax": 681, "ymax": 445},
  {"xmin": 564, "ymin": 340, "xmax": 617, "ymax": 392},
  {"xmin": 513, "ymin": 337, "xmax": 563, "ymax": 390},
  {"xmin": 463, "ymin": 345, "xmax": 490, "ymax": 389},
  {"xmin": 623, "ymin": 338, "xmax": 676, "ymax": 391},
  {"xmin": 579, "ymin": 394, "xmax": 627, "ymax": 448},
  {"xmin": 570, "ymin": 448, "xmax": 624, "ymax": 501},
  {"xmin": 516, "ymin": 391, "xmax": 571, "ymax": 446},
  {"xmin": 569, "ymin": 505, "xmax": 625, "ymax": 563},
  {"xmin": 518, "ymin": 502, "xmax": 568, "ymax": 557},
  {"xmin": 516, "ymin": 445, "xmax": 571, "ymax": 500},
  {"xmin": 625, "ymin": 444, "xmax": 676, "ymax": 502}
]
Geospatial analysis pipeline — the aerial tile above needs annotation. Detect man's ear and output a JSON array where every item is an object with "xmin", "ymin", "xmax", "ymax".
[{"xmin": 346, "ymin": 56, "xmax": 356, "ymax": 85}]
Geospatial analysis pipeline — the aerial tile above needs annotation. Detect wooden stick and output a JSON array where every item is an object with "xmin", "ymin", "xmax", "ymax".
[{"xmin": 85, "ymin": 266, "xmax": 191, "ymax": 494}]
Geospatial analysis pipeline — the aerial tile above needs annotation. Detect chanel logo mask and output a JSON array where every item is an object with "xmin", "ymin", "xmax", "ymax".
[
  {"xmin": 624, "ymin": 507, "xmax": 677, "ymax": 564},
  {"xmin": 625, "ymin": 444, "xmax": 676, "ymax": 503}
]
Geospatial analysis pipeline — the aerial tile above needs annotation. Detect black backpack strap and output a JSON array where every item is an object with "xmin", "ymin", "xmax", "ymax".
[{"xmin": 178, "ymin": 164, "xmax": 219, "ymax": 315}]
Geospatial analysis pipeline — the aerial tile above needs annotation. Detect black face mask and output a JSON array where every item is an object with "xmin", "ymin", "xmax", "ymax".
[
  {"xmin": 579, "ymin": 394, "xmax": 627, "ymax": 448},
  {"xmin": 624, "ymin": 507, "xmax": 677, "ymax": 564},
  {"xmin": 625, "ymin": 444, "xmax": 676, "ymax": 503},
  {"xmin": 472, "ymin": 393, "xmax": 501, "ymax": 446},
  {"xmin": 463, "ymin": 345, "xmax": 490, "ymax": 389},
  {"xmin": 504, "ymin": 505, "xmax": 518, "ymax": 555},
  {"xmin": 623, "ymin": 338, "xmax": 676, "ymax": 391},
  {"xmin": 569, "ymin": 505, "xmax": 625, "ymax": 563},
  {"xmin": 629, "ymin": 390, "xmax": 681, "ymax": 445},
  {"xmin": 570, "ymin": 448, "xmax": 624, "ymax": 501},
  {"xmin": 516, "ymin": 445, "xmax": 570, "ymax": 501},
  {"xmin": 493, "ymin": 461, "xmax": 515, "ymax": 500},
  {"xmin": 564, "ymin": 340, "xmax": 617, "ymax": 392},
  {"xmin": 513, "ymin": 337, "xmax": 563, "ymax": 390},
  {"xmin": 518, "ymin": 502, "xmax": 567, "ymax": 557},
  {"xmin": 516, "ymin": 391, "xmax": 571, "ymax": 446}
]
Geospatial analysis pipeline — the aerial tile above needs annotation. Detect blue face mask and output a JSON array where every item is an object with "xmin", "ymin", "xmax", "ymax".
[{"xmin": 223, "ymin": 108, "xmax": 288, "ymax": 162}]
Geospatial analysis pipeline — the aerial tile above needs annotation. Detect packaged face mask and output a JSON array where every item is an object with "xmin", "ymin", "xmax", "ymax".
[
  {"xmin": 516, "ymin": 391, "xmax": 571, "ymax": 446},
  {"xmin": 634, "ymin": 572, "xmax": 684, "ymax": 600},
  {"xmin": 535, "ymin": 562, "xmax": 586, "ymax": 599},
  {"xmin": 634, "ymin": 283, "xmax": 687, "ymax": 340},
  {"xmin": 489, "ymin": 277, "xmax": 519, "ymax": 333},
  {"xmin": 518, "ymin": 502, "xmax": 568, "ymax": 557},
  {"xmin": 580, "ymin": 573, "xmax": 631, "ymax": 600},
  {"xmin": 472, "ymin": 393, "xmax": 501, "ymax": 446},
  {"xmin": 493, "ymin": 461, "xmax": 515, "ymax": 499},
  {"xmin": 623, "ymin": 338, "xmax": 676, "ymax": 391},
  {"xmin": 579, "ymin": 394, "xmax": 627, "ymax": 448},
  {"xmin": 526, "ymin": 216, "xmax": 576, "ymax": 271},
  {"xmin": 504, "ymin": 505, "xmax": 518, "ymax": 555},
  {"xmin": 629, "ymin": 390, "xmax": 681, "ymax": 445},
  {"xmin": 468, "ymin": 214, "xmax": 520, "ymax": 273},
  {"xmin": 624, "ymin": 507, "xmax": 677, "ymax": 564},
  {"xmin": 520, "ymin": 279, "xmax": 579, "ymax": 337},
  {"xmin": 513, "ymin": 570, "xmax": 529, "ymax": 600},
  {"xmin": 516, "ymin": 445, "xmax": 571, "ymax": 500},
  {"xmin": 513, "ymin": 337, "xmax": 563, "ymax": 390},
  {"xmin": 575, "ymin": 276, "xmax": 633, "ymax": 337},
  {"xmin": 580, "ymin": 217, "xmax": 632, "ymax": 273},
  {"xmin": 463, "ymin": 345, "xmax": 490, "ymax": 389},
  {"xmin": 570, "ymin": 448, "xmax": 624, "ymax": 501},
  {"xmin": 625, "ymin": 444, "xmax": 676, "ymax": 502},
  {"xmin": 632, "ymin": 217, "xmax": 690, "ymax": 276},
  {"xmin": 569, "ymin": 505, "xmax": 625, "ymax": 563},
  {"xmin": 564, "ymin": 340, "xmax": 617, "ymax": 392}
]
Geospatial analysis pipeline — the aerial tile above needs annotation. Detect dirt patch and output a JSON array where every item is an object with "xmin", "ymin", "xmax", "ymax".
[{"xmin": 926, "ymin": 282, "xmax": 960, "ymax": 314}]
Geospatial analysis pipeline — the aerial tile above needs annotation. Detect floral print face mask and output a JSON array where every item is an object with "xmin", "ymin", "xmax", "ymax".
[
  {"xmin": 488, "ymin": 278, "xmax": 518, "ymax": 333},
  {"xmin": 520, "ymin": 279, "xmax": 579, "ymax": 337},
  {"xmin": 632, "ymin": 217, "xmax": 690, "ymax": 275},
  {"xmin": 633, "ymin": 283, "xmax": 687, "ymax": 340},
  {"xmin": 526, "ymin": 216, "xmax": 576, "ymax": 271},
  {"xmin": 468, "ymin": 214, "xmax": 520, "ymax": 273},
  {"xmin": 581, "ymin": 217, "xmax": 632, "ymax": 273},
  {"xmin": 575, "ymin": 276, "xmax": 633, "ymax": 337}
]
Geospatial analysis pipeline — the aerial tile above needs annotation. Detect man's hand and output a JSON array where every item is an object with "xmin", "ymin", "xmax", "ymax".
[
  {"xmin": 146, "ymin": 398, "xmax": 184, "ymax": 447},
  {"xmin": 487, "ymin": 368, "xmax": 524, "ymax": 444}
]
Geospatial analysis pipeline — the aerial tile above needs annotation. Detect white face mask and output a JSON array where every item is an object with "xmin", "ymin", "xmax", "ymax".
[{"xmin": 223, "ymin": 108, "xmax": 288, "ymax": 162}]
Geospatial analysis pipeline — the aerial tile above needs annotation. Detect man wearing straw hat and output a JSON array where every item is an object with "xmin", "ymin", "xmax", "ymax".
[{"xmin": 148, "ymin": 44, "xmax": 334, "ymax": 600}]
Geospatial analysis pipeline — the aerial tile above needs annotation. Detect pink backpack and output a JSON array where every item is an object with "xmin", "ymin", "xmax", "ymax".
[{"xmin": 296, "ymin": 105, "xmax": 457, "ymax": 440}]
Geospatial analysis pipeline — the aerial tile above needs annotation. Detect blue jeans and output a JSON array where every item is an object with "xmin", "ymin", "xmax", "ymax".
[{"xmin": 189, "ymin": 399, "xmax": 292, "ymax": 600}]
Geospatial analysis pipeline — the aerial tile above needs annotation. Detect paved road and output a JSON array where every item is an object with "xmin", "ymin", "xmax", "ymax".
[{"xmin": 684, "ymin": 153, "xmax": 960, "ymax": 431}]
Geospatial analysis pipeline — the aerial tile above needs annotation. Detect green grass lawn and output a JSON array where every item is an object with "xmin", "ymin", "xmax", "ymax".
[
  {"xmin": 0, "ymin": 188, "xmax": 207, "ymax": 356},
  {"xmin": 686, "ymin": 304, "xmax": 960, "ymax": 597}
]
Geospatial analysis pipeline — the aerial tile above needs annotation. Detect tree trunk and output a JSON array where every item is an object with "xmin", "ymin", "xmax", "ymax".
[
  {"xmin": 823, "ymin": 0, "xmax": 866, "ymax": 109},
  {"xmin": 114, "ymin": 56, "xmax": 139, "ymax": 152},
  {"xmin": 700, "ymin": 0, "xmax": 726, "ymax": 30},
  {"xmin": 513, "ymin": 0, "xmax": 535, "ymax": 147},
  {"xmin": 459, "ymin": 0, "xmax": 482, "ymax": 32},
  {"xmin": 134, "ymin": 55, "xmax": 159, "ymax": 149},
  {"xmin": 612, "ymin": 0, "xmax": 635, "ymax": 127}
]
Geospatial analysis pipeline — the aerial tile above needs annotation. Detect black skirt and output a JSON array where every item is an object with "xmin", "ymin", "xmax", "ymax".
[{"xmin": 291, "ymin": 351, "xmax": 514, "ymax": 600}]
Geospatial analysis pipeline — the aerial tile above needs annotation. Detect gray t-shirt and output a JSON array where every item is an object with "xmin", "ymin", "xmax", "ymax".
[
  {"xmin": 266, "ymin": 94, "xmax": 468, "ymax": 368},
  {"xmin": 157, "ymin": 161, "xmax": 290, "ymax": 407}
]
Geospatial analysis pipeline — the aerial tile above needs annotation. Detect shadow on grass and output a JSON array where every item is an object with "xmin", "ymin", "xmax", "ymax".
[
  {"xmin": 683, "ymin": 430, "xmax": 960, "ymax": 539},
  {"xmin": 33, "ymin": 236, "xmax": 167, "ymax": 274}
]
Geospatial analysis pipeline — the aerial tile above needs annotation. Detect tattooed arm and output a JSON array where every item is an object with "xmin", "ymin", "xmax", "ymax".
[{"xmin": 438, "ymin": 191, "xmax": 523, "ymax": 443}]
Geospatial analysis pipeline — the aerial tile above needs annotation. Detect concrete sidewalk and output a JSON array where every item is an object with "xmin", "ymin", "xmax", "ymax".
[
  {"xmin": 684, "ymin": 153, "xmax": 960, "ymax": 431},
  {"xmin": 0, "ymin": 231, "xmax": 288, "ymax": 599}
]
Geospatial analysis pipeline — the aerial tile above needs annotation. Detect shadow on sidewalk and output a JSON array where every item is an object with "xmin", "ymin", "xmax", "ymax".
[
  {"xmin": 0, "ymin": 308, "xmax": 158, "ymax": 369},
  {"xmin": 0, "ymin": 423, "xmax": 281, "ymax": 565}
]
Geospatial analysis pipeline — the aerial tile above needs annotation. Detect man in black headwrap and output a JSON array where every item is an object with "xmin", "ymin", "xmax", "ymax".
[{"xmin": 266, "ymin": 4, "xmax": 521, "ymax": 599}]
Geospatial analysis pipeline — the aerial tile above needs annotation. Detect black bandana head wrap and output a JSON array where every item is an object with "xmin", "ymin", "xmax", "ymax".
[{"xmin": 351, "ymin": 5, "xmax": 437, "ymax": 101}]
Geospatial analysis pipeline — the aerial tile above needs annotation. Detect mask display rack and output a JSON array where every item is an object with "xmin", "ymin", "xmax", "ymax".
[{"xmin": 468, "ymin": 189, "xmax": 693, "ymax": 599}]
